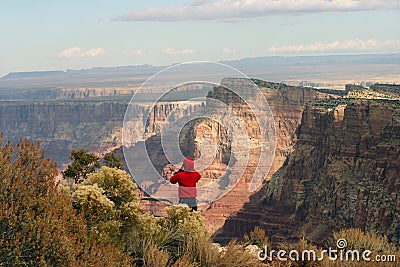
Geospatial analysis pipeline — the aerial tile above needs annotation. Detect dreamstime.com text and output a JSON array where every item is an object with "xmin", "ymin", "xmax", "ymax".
[{"xmin": 258, "ymin": 238, "xmax": 396, "ymax": 263}]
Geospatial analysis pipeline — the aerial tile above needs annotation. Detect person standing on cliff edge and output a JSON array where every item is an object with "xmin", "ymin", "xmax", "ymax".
[{"xmin": 170, "ymin": 157, "xmax": 201, "ymax": 211}]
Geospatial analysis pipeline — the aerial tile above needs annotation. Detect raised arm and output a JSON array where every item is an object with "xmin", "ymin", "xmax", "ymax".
[{"xmin": 170, "ymin": 173, "xmax": 179, "ymax": 184}]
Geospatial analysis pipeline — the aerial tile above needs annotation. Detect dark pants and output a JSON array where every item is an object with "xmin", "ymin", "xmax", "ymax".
[{"xmin": 179, "ymin": 197, "xmax": 197, "ymax": 211}]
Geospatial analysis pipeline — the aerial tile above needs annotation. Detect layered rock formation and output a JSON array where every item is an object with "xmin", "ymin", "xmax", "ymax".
[
  {"xmin": 0, "ymin": 88, "xmax": 135, "ymax": 101},
  {"xmin": 197, "ymin": 79, "xmax": 337, "ymax": 233},
  {"xmin": 215, "ymin": 98, "xmax": 400, "ymax": 245},
  {"xmin": 0, "ymin": 100, "xmax": 202, "ymax": 167},
  {"xmin": 120, "ymin": 78, "xmax": 336, "ymax": 223},
  {"xmin": 55, "ymin": 88, "xmax": 135, "ymax": 100},
  {"xmin": 0, "ymin": 78, "xmax": 343, "ymax": 236},
  {"xmin": 0, "ymin": 101, "xmax": 127, "ymax": 165}
]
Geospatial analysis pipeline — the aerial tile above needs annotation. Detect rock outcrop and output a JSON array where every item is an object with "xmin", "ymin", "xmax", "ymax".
[
  {"xmin": 0, "ymin": 100, "xmax": 202, "ymax": 167},
  {"xmin": 55, "ymin": 88, "xmax": 135, "ymax": 100},
  {"xmin": 0, "ymin": 78, "xmax": 340, "ymax": 236},
  {"xmin": 0, "ymin": 101, "xmax": 127, "ymax": 165},
  {"xmin": 215, "ymin": 98, "xmax": 400, "ymax": 245},
  {"xmin": 197, "ymin": 78, "xmax": 337, "ymax": 233},
  {"xmin": 120, "ymin": 79, "xmax": 336, "ymax": 226},
  {"xmin": 0, "ymin": 88, "xmax": 135, "ymax": 101}
]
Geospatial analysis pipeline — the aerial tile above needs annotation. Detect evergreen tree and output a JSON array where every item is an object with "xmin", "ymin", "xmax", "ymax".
[
  {"xmin": 62, "ymin": 148, "xmax": 100, "ymax": 183},
  {"xmin": 0, "ymin": 135, "xmax": 131, "ymax": 266},
  {"xmin": 103, "ymin": 152, "xmax": 123, "ymax": 169}
]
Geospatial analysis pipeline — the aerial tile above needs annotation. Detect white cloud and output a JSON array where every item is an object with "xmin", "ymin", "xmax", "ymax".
[
  {"xmin": 122, "ymin": 49, "xmax": 147, "ymax": 56},
  {"xmin": 58, "ymin": 47, "xmax": 82, "ymax": 58},
  {"xmin": 58, "ymin": 47, "xmax": 105, "ymax": 58},
  {"xmin": 267, "ymin": 39, "xmax": 400, "ymax": 52},
  {"xmin": 115, "ymin": 0, "xmax": 400, "ymax": 22},
  {"xmin": 163, "ymin": 48, "xmax": 195, "ymax": 55},
  {"xmin": 80, "ymin": 48, "xmax": 105, "ymax": 57},
  {"xmin": 223, "ymin": 48, "xmax": 238, "ymax": 54}
]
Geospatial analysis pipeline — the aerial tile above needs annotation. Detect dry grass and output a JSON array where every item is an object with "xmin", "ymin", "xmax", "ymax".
[
  {"xmin": 142, "ymin": 241, "xmax": 171, "ymax": 267},
  {"xmin": 320, "ymin": 228, "xmax": 399, "ymax": 267},
  {"xmin": 182, "ymin": 232, "xmax": 220, "ymax": 266},
  {"xmin": 218, "ymin": 240, "xmax": 264, "ymax": 267},
  {"xmin": 259, "ymin": 229, "xmax": 399, "ymax": 267},
  {"xmin": 277, "ymin": 237, "xmax": 321, "ymax": 267},
  {"xmin": 172, "ymin": 254, "xmax": 200, "ymax": 267},
  {"xmin": 243, "ymin": 226, "xmax": 272, "ymax": 249}
]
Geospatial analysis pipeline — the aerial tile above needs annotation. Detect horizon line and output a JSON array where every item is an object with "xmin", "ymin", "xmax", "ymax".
[{"xmin": 2, "ymin": 52, "xmax": 400, "ymax": 79}]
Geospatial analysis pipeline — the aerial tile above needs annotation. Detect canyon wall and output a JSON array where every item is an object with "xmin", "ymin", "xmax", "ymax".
[
  {"xmin": 197, "ymin": 78, "xmax": 336, "ymax": 233},
  {"xmin": 215, "ymin": 98, "xmax": 400, "ymax": 245},
  {"xmin": 0, "ymin": 88, "xmax": 135, "ymax": 101},
  {"xmin": 0, "ymin": 79, "xmax": 344, "ymax": 237},
  {"xmin": 0, "ymin": 100, "xmax": 202, "ymax": 167},
  {"xmin": 0, "ymin": 101, "xmax": 126, "ymax": 165},
  {"xmin": 122, "ymin": 79, "xmax": 336, "ymax": 223},
  {"xmin": 55, "ymin": 88, "xmax": 135, "ymax": 100}
]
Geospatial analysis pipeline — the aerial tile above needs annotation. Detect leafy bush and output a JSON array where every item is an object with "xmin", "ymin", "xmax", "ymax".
[
  {"xmin": 103, "ymin": 152, "xmax": 123, "ymax": 169},
  {"xmin": 159, "ymin": 206, "xmax": 209, "ymax": 261},
  {"xmin": 73, "ymin": 166, "xmax": 143, "ymax": 249},
  {"xmin": 63, "ymin": 148, "xmax": 100, "ymax": 183},
  {"xmin": 0, "ymin": 137, "xmax": 130, "ymax": 266},
  {"xmin": 82, "ymin": 166, "xmax": 139, "ymax": 205}
]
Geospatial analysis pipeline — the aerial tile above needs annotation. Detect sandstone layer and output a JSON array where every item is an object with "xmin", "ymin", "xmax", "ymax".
[
  {"xmin": 198, "ymin": 79, "xmax": 337, "ymax": 233},
  {"xmin": 215, "ymin": 98, "xmax": 400, "ymax": 245},
  {"xmin": 0, "ymin": 100, "xmax": 201, "ymax": 167},
  {"xmin": 0, "ymin": 79, "xmax": 339, "ymax": 235},
  {"xmin": 116, "ymin": 79, "xmax": 336, "ymax": 223}
]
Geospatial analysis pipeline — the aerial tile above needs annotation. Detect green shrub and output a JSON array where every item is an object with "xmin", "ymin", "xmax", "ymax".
[
  {"xmin": 0, "ymin": 137, "xmax": 130, "ymax": 266},
  {"xmin": 73, "ymin": 167, "xmax": 143, "ymax": 245}
]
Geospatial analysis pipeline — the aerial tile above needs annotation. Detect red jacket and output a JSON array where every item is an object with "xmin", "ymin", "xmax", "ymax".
[{"xmin": 170, "ymin": 171, "xmax": 201, "ymax": 198}]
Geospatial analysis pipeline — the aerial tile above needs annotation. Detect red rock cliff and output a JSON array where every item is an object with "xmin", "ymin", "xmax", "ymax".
[
  {"xmin": 215, "ymin": 98, "xmax": 400, "ymax": 245},
  {"xmin": 198, "ymin": 78, "xmax": 336, "ymax": 233}
]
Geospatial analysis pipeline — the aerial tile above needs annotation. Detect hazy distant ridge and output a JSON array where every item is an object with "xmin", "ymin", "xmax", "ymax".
[{"xmin": 1, "ymin": 54, "xmax": 399, "ymax": 90}]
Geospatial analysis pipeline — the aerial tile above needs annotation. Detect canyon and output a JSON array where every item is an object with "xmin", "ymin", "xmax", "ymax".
[
  {"xmin": 215, "ymin": 96, "xmax": 400, "ymax": 245},
  {"xmin": 1, "ymin": 79, "xmax": 399, "ymax": 247},
  {"xmin": 0, "ymin": 100, "xmax": 127, "ymax": 165},
  {"xmin": 0, "ymin": 99, "xmax": 202, "ymax": 167},
  {"xmin": 0, "ymin": 80, "xmax": 335, "ymax": 228},
  {"xmin": 197, "ymin": 78, "xmax": 338, "ymax": 233}
]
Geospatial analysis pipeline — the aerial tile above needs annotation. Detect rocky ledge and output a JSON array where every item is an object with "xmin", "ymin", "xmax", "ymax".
[{"xmin": 215, "ymin": 98, "xmax": 400, "ymax": 245}]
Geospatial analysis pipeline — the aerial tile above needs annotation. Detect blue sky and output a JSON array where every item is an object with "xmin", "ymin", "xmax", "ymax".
[{"xmin": 1, "ymin": 0, "xmax": 399, "ymax": 77}]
